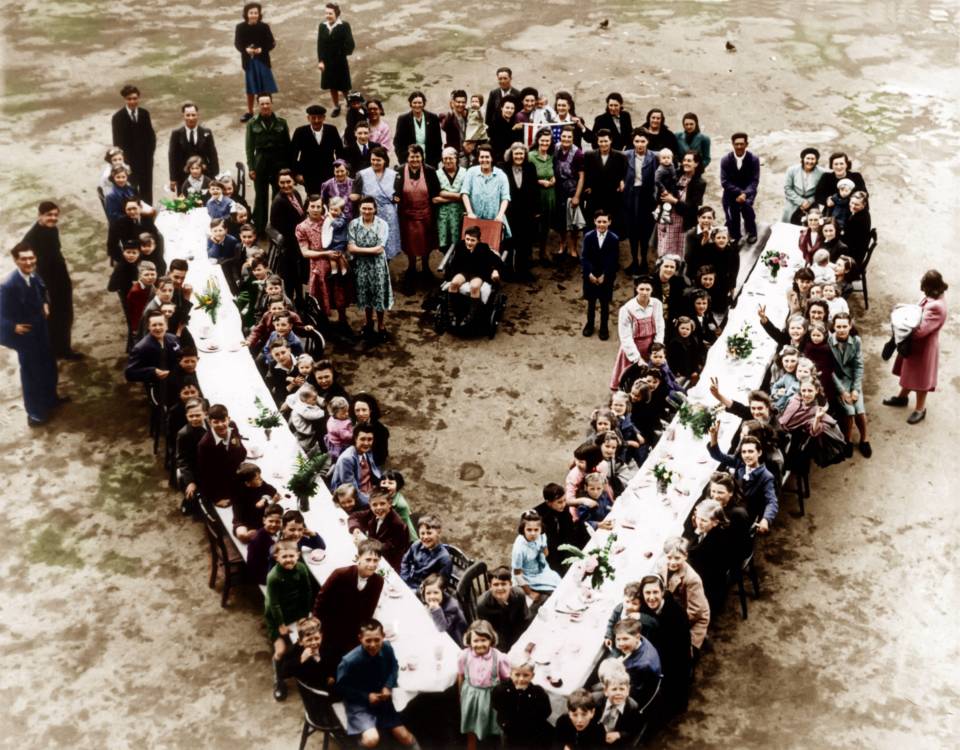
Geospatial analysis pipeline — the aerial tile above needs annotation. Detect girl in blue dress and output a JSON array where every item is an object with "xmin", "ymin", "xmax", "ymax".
[{"xmin": 511, "ymin": 510, "xmax": 561, "ymax": 604}]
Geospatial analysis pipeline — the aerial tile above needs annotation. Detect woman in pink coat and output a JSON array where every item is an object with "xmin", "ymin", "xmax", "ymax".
[{"xmin": 884, "ymin": 270, "xmax": 948, "ymax": 424}]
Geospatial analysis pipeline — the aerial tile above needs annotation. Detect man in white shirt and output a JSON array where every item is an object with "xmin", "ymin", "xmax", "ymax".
[{"xmin": 168, "ymin": 101, "xmax": 220, "ymax": 192}]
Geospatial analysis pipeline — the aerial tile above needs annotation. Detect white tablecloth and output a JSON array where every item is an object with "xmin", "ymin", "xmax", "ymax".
[
  {"xmin": 508, "ymin": 223, "xmax": 804, "ymax": 718},
  {"xmin": 156, "ymin": 210, "xmax": 460, "ymax": 709}
]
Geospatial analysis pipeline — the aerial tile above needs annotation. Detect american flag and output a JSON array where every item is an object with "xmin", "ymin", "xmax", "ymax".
[{"xmin": 521, "ymin": 122, "xmax": 567, "ymax": 148}]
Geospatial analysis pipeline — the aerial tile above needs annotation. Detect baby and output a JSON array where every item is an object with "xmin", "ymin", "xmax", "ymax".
[
  {"xmin": 465, "ymin": 94, "xmax": 488, "ymax": 143},
  {"xmin": 322, "ymin": 197, "xmax": 350, "ymax": 276},
  {"xmin": 323, "ymin": 395, "xmax": 353, "ymax": 460},
  {"xmin": 285, "ymin": 383, "xmax": 326, "ymax": 453},
  {"xmin": 827, "ymin": 177, "xmax": 855, "ymax": 229},
  {"xmin": 654, "ymin": 148, "xmax": 678, "ymax": 224},
  {"xmin": 823, "ymin": 281, "xmax": 849, "ymax": 319},
  {"xmin": 811, "ymin": 248, "xmax": 836, "ymax": 285}
]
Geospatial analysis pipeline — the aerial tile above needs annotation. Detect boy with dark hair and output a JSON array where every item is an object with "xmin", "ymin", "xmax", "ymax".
[
  {"xmin": 232, "ymin": 462, "xmax": 280, "ymax": 542},
  {"xmin": 555, "ymin": 688, "xmax": 605, "ymax": 748},
  {"xmin": 399, "ymin": 514, "xmax": 453, "ymax": 589},
  {"xmin": 475, "ymin": 565, "xmax": 531, "ymax": 651},
  {"xmin": 535, "ymin": 482, "xmax": 589, "ymax": 573}
]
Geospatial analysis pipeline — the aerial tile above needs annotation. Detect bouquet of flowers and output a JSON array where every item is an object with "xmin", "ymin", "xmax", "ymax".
[
  {"xmin": 286, "ymin": 452, "xmax": 331, "ymax": 512},
  {"xmin": 726, "ymin": 323, "xmax": 755, "ymax": 359},
  {"xmin": 194, "ymin": 277, "xmax": 222, "ymax": 324},
  {"xmin": 559, "ymin": 532, "xmax": 618, "ymax": 590},
  {"xmin": 653, "ymin": 462, "xmax": 674, "ymax": 493},
  {"xmin": 677, "ymin": 401, "xmax": 721, "ymax": 439},
  {"xmin": 160, "ymin": 193, "xmax": 204, "ymax": 213},
  {"xmin": 762, "ymin": 249, "xmax": 790, "ymax": 279},
  {"xmin": 249, "ymin": 396, "xmax": 282, "ymax": 440}
]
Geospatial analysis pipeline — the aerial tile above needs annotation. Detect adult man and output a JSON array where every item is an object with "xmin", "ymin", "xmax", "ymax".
[
  {"xmin": 621, "ymin": 129, "xmax": 657, "ymax": 274},
  {"xmin": 245, "ymin": 93, "xmax": 292, "ymax": 233},
  {"xmin": 1, "ymin": 244, "xmax": 60, "ymax": 426},
  {"xmin": 394, "ymin": 91, "xmax": 442, "ymax": 167},
  {"xmin": 106, "ymin": 197, "xmax": 163, "ymax": 263},
  {"xmin": 582, "ymin": 129, "xmax": 627, "ymax": 233},
  {"xmin": 21, "ymin": 201, "xmax": 81, "ymax": 359},
  {"xmin": 707, "ymin": 430, "xmax": 778, "ymax": 534},
  {"xmin": 124, "ymin": 310, "xmax": 183, "ymax": 405},
  {"xmin": 484, "ymin": 67, "xmax": 521, "ymax": 128},
  {"xmin": 440, "ymin": 89, "xmax": 468, "ymax": 153},
  {"xmin": 591, "ymin": 93, "xmax": 633, "ymax": 151},
  {"xmin": 167, "ymin": 258, "xmax": 194, "ymax": 322},
  {"xmin": 343, "ymin": 120, "xmax": 380, "ymax": 174},
  {"xmin": 168, "ymin": 101, "xmax": 220, "ymax": 193},
  {"xmin": 110, "ymin": 85, "xmax": 156, "ymax": 203},
  {"xmin": 830, "ymin": 312, "xmax": 871, "ymax": 457},
  {"xmin": 291, "ymin": 104, "xmax": 344, "ymax": 194},
  {"xmin": 268, "ymin": 169, "xmax": 306, "ymax": 304},
  {"xmin": 719, "ymin": 132, "xmax": 760, "ymax": 245},
  {"xmin": 195, "ymin": 403, "xmax": 248, "ymax": 508},
  {"xmin": 476, "ymin": 566, "xmax": 531, "ymax": 651}
]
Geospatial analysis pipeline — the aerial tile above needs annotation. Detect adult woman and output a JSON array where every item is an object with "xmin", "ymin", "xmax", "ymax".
[
  {"xmin": 798, "ymin": 207, "xmax": 824, "ymax": 264},
  {"xmin": 347, "ymin": 196, "xmax": 394, "ymax": 342},
  {"xmin": 394, "ymin": 144, "xmax": 440, "ymax": 278},
  {"xmin": 655, "ymin": 537, "xmax": 710, "ymax": 650},
  {"xmin": 553, "ymin": 92, "xmax": 589, "ymax": 146},
  {"xmin": 320, "ymin": 159, "xmax": 354, "ymax": 221},
  {"xmin": 350, "ymin": 392, "xmax": 390, "ymax": 467},
  {"xmin": 814, "ymin": 152, "xmax": 867, "ymax": 207},
  {"xmin": 553, "ymin": 125, "xmax": 585, "ymax": 262},
  {"xmin": 461, "ymin": 144, "xmax": 511, "ymax": 237},
  {"xmin": 365, "ymin": 100, "xmax": 393, "ymax": 155},
  {"xmin": 675, "ymin": 112, "xmax": 711, "ymax": 168},
  {"xmin": 820, "ymin": 218, "xmax": 848, "ymax": 262},
  {"xmin": 782, "ymin": 147, "xmax": 824, "ymax": 223},
  {"xmin": 656, "ymin": 151, "xmax": 706, "ymax": 257},
  {"xmin": 529, "ymin": 129, "xmax": 556, "ymax": 265},
  {"xmin": 650, "ymin": 255, "xmax": 689, "ymax": 328},
  {"xmin": 503, "ymin": 142, "xmax": 539, "ymax": 280},
  {"xmin": 886, "ymin": 270, "xmax": 949, "ymax": 423},
  {"xmin": 315, "ymin": 2, "xmax": 355, "ymax": 117},
  {"xmin": 842, "ymin": 190, "xmax": 871, "ymax": 269},
  {"xmin": 682, "ymin": 499, "xmax": 734, "ymax": 614},
  {"xmin": 298, "ymin": 196, "xmax": 354, "ymax": 333},
  {"xmin": 780, "ymin": 378, "xmax": 847, "ymax": 466},
  {"xmin": 433, "ymin": 147, "xmax": 465, "ymax": 250},
  {"xmin": 641, "ymin": 108, "xmax": 680, "ymax": 156},
  {"xmin": 234, "ymin": 3, "xmax": 277, "ymax": 123},
  {"xmin": 515, "ymin": 87, "xmax": 539, "ymax": 124},
  {"xmin": 610, "ymin": 276, "xmax": 665, "ymax": 390},
  {"xmin": 350, "ymin": 146, "xmax": 400, "ymax": 259},
  {"xmin": 488, "ymin": 98, "xmax": 518, "ymax": 161}
]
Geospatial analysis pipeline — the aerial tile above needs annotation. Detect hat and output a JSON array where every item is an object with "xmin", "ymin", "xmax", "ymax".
[
  {"xmin": 347, "ymin": 91, "xmax": 365, "ymax": 103},
  {"xmin": 836, "ymin": 178, "xmax": 855, "ymax": 191},
  {"xmin": 306, "ymin": 104, "xmax": 327, "ymax": 116}
]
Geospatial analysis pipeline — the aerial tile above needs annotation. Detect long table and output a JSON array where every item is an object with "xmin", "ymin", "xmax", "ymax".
[
  {"xmin": 507, "ymin": 223, "xmax": 803, "ymax": 717},
  {"xmin": 156, "ymin": 210, "xmax": 460, "ymax": 710}
]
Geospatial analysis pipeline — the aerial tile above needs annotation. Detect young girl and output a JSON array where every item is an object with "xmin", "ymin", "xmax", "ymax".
[
  {"xmin": 322, "ymin": 196, "xmax": 350, "ymax": 276},
  {"xmin": 779, "ymin": 378, "xmax": 848, "ymax": 467},
  {"xmin": 666, "ymin": 316, "xmax": 703, "ymax": 383},
  {"xmin": 511, "ymin": 510, "xmax": 562, "ymax": 602},
  {"xmin": 577, "ymin": 472, "xmax": 614, "ymax": 529},
  {"xmin": 458, "ymin": 619, "xmax": 511, "ymax": 750},
  {"xmin": 285, "ymin": 383, "xmax": 326, "ymax": 453},
  {"xmin": 323, "ymin": 395, "xmax": 353, "ymax": 460},
  {"xmin": 823, "ymin": 281, "xmax": 849, "ymax": 319},
  {"xmin": 610, "ymin": 391, "xmax": 646, "ymax": 467},
  {"xmin": 802, "ymin": 321, "xmax": 837, "ymax": 403},
  {"xmin": 770, "ymin": 345, "xmax": 801, "ymax": 412},
  {"xmin": 689, "ymin": 289, "xmax": 719, "ymax": 347},
  {"xmin": 811, "ymin": 248, "xmax": 836, "ymax": 285},
  {"xmin": 796, "ymin": 356, "xmax": 818, "ymax": 385},
  {"xmin": 420, "ymin": 572, "xmax": 467, "ymax": 644},
  {"xmin": 565, "ymin": 441, "xmax": 603, "ymax": 508},
  {"xmin": 180, "ymin": 155, "xmax": 211, "ymax": 199},
  {"xmin": 647, "ymin": 343, "xmax": 683, "ymax": 397},
  {"xmin": 380, "ymin": 469, "xmax": 417, "ymax": 541},
  {"xmin": 589, "ymin": 407, "xmax": 617, "ymax": 438}
]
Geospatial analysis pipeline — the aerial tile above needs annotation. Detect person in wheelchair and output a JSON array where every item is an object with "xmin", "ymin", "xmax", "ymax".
[{"xmin": 441, "ymin": 225, "xmax": 503, "ymax": 329}]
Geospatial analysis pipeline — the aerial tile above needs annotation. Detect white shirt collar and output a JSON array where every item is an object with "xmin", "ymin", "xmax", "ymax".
[
  {"xmin": 213, "ymin": 427, "xmax": 233, "ymax": 446},
  {"xmin": 18, "ymin": 270, "xmax": 32, "ymax": 285},
  {"xmin": 326, "ymin": 17, "xmax": 343, "ymax": 29}
]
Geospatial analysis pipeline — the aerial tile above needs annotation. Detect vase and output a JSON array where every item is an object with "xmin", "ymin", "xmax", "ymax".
[
  {"xmin": 657, "ymin": 478, "xmax": 669, "ymax": 495},
  {"xmin": 297, "ymin": 494, "xmax": 310, "ymax": 513},
  {"xmin": 264, "ymin": 427, "xmax": 272, "ymax": 442}
]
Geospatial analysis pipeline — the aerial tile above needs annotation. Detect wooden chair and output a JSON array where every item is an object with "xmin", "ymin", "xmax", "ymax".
[
  {"xmin": 198, "ymin": 497, "xmax": 246, "ymax": 607},
  {"xmin": 729, "ymin": 536, "xmax": 761, "ymax": 620},
  {"xmin": 847, "ymin": 228, "xmax": 877, "ymax": 310},
  {"xmin": 234, "ymin": 161, "xmax": 247, "ymax": 202},
  {"xmin": 444, "ymin": 543, "xmax": 474, "ymax": 590},
  {"xmin": 265, "ymin": 226, "xmax": 284, "ymax": 275},
  {"xmin": 455, "ymin": 561, "xmax": 489, "ymax": 624},
  {"xmin": 295, "ymin": 681, "xmax": 349, "ymax": 750}
]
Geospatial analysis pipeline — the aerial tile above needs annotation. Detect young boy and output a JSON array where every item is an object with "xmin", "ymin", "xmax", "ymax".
[
  {"xmin": 138, "ymin": 231, "xmax": 166, "ymax": 275},
  {"xmin": 236, "ymin": 253, "xmax": 271, "ymax": 330},
  {"xmin": 261, "ymin": 313, "xmax": 304, "ymax": 367},
  {"xmin": 580, "ymin": 209, "xmax": 618, "ymax": 340},
  {"xmin": 248, "ymin": 503, "xmax": 284, "ymax": 586},
  {"xmin": 126, "ymin": 260, "xmax": 157, "ymax": 337},
  {"xmin": 207, "ymin": 218, "xmax": 242, "ymax": 293},
  {"xmin": 348, "ymin": 487, "xmax": 411, "ymax": 572},
  {"xmin": 137, "ymin": 275, "xmax": 178, "ymax": 339},
  {"xmin": 206, "ymin": 179, "xmax": 234, "ymax": 220},
  {"xmin": 281, "ymin": 616, "xmax": 334, "ymax": 690},
  {"xmin": 535, "ymin": 482, "xmax": 589, "ymax": 574},
  {"xmin": 827, "ymin": 177, "xmax": 855, "ymax": 229},
  {"xmin": 647, "ymin": 343, "xmax": 683, "ymax": 398},
  {"xmin": 592, "ymin": 660, "xmax": 642, "ymax": 748},
  {"xmin": 555, "ymin": 688, "xmax": 605, "ymax": 749},
  {"xmin": 335, "ymin": 619, "xmax": 418, "ymax": 748},
  {"xmin": 175, "ymin": 397, "xmax": 207, "ymax": 517},
  {"xmin": 613, "ymin": 617, "xmax": 662, "ymax": 710},
  {"xmin": 577, "ymin": 472, "xmax": 614, "ymax": 530},
  {"xmin": 232, "ymin": 462, "xmax": 280, "ymax": 542},
  {"xmin": 399, "ymin": 515, "xmax": 453, "ymax": 589},
  {"xmin": 275, "ymin": 509, "xmax": 325, "ymax": 558},
  {"xmin": 490, "ymin": 661, "xmax": 552, "ymax": 748},
  {"xmin": 265, "ymin": 540, "xmax": 313, "ymax": 701}
]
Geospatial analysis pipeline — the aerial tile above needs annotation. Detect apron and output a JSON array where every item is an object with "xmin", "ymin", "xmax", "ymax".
[
  {"xmin": 399, "ymin": 166, "xmax": 433, "ymax": 257},
  {"xmin": 609, "ymin": 312, "xmax": 657, "ymax": 390}
]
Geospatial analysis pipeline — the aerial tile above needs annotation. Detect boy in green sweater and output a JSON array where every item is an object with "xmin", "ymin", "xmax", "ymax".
[{"xmin": 265, "ymin": 539, "xmax": 313, "ymax": 701}]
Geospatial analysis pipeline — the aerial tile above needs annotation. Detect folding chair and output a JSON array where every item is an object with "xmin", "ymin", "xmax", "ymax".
[
  {"xmin": 295, "ymin": 681, "xmax": 349, "ymax": 750},
  {"xmin": 847, "ymin": 228, "xmax": 877, "ymax": 310},
  {"xmin": 235, "ymin": 161, "xmax": 247, "ymax": 202},
  {"xmin": 198, "ymin": 497, "xmax": 246, "ymax": 607},
  {"xmin": 96, "ymin": 186, "xmax": 108, "ymax": 218},
  {"xmin": 455, "ymin": 561, "xmax": 489, "ymax": 624}
]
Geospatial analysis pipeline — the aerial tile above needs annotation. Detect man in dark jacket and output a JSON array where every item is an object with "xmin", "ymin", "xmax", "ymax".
[
  {"xmin": 484, "ymin": 67, "xmax": 521, "ymax": 128},
  {"xmin": 291, "ymin": 104, "xmax": 344, "ymax": 193},
  {"xmin": 195, "ymin": 403, "xmax": 248, "ymax": 508},
  {"xmin": 124, "ymin": 310, "xmax": 182, "ymax": 404},
  {"xmin": 638, "ymin": 575, "xmax": 692, "ymax": 715},
  {"xmin": 246, "ymin": 93, "xmax": 292, "ymax": 233},
  {"xmin": 168, "ymin": 101, "xmax": 220, "ymax": 192},
  {"xmin": 581, "ymin": 209, "xmax": 619, "ymax": 340},
  {"xmin": 583, "ymin": 129, "xmax": 627, "ymax": 234},
  {"xmin": 719, "ymin": 132, "xmax": 761, "ymax": 245},
  {"xmin": 268, "ymin": 169, "xmax": 306, "ymax": 304},
  {"xmin": 111, "ymin": 85, "xmax": 156, "ymax": 203}
]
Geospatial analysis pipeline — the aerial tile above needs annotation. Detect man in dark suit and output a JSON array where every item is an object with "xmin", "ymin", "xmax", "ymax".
[
  {"xmin": 638, "ymin": 575, "xmax": 692, "ymax": 715},
  {"xmin": 590, "ymin": 93, "xmax": 633, "ymax": 151},
  {"xmin": 342, "ymin": 120, "xmax": 379, "ymax": 174},
  {"xmin": 291, "ymin": 104, "xmax": 344, "ymax": 194},
  {"xmin": 441, "ymin": 89, "xmax": 468, "ymax": 154},
  {"xmin": 1, "ymin": 244, "xmax": 60, "ymax": 425},
  {"xmin": 394, "ymin": 91, "xmax": 442, "ymax": 167},
  {"xmin": 124, "ymin": 310, "xmax": 183, "ymax": 405},
  {"xmin": 111, "ymin": 85, "xmax": 156, "ymax": 203},
  {"xmin": 583, "ymin": 129, "xmax": 627, "ymax": 235},
  {"xmin": 484, "ymin": 67, "xmax": 521, "ymax": 128},
  {"xmin": 719, "ymin": 132, "xmax": 761, "ymax": 245},
  {"xmin": 168, "ymin": 101, "xmax": 220, "ymax": 193},
  {"xmin": 622, "ymin": 129, "xmax": 658, "ymax": 274},
  {"xmin": 268, "ymin": 169, "xmax": 306, "ymax": 304},
  {"xmin": 581, "ymin": 209, "xmax": 619, "ymax": 340},
  {"xmin": 246, "ymin": 93, "xmax": 292, "ymax": 234}
]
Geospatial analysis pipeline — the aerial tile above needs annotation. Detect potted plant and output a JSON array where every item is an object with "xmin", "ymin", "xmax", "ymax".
[
  {"xmin": 726, "ymin": 323, "xmax": 755, "ymax": 359},
  {"xmin": 285, "ymin": 452, "xmax": 331, "ymax": 512},
  {"xmin": 194, "ymin": 277, "xmax": 222, "ymax": 325},
  {"xmin": 249, "ymin": 396, "xmax": 282, "ymax": 441},
  {"xmin": 653, "ymin": 463, "xmax": 674, "ymax": 495},
  {"xmin": 761, "ymin": 248, "xmax": 789, "ymax": 280},
  {"xmin": 558, "ymin": 533, "xmax": 618, "ymax": 590},
  {"xmin": 677, "ymin": 400, "xmax": 721, "ymax": 440}
]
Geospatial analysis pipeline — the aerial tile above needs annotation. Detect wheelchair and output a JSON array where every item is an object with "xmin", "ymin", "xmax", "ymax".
[{"xmin": 429, "ymin": 279, "xmax": 508, "ymax": 339}]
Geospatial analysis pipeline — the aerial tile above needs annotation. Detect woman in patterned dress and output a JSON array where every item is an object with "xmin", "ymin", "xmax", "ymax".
[
  {"xmin": 350, "ymin": 146, "xmax": 401, "ymax": 260},
  {"xmin": 348, "ymin": 196, "xmax": 394, "ymax": 342},
  {"xmin": 656, "ymin": 151, "xmax": 705, "ymax": 258},
  {"xmin": 434, "ymin": 146, "xmax": 465, "ymax": 250},
  {"xmin": 319, "ymin": 159, "xmax": 354, "ymax": 221}
]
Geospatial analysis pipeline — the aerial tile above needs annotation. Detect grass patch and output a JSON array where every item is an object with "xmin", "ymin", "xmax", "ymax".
[{"xmin": 27, "ymin": 526, "xmax": 85, "ymax": 569}]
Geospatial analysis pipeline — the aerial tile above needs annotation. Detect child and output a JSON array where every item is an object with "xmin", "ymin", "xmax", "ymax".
[
  {"xmin": 247, "ymin": 503, "xmax": 284, "ymax": 585},
  {"xmin": 175, "ymin": 397, "xmax": 207, "ymax": 516},
  {"xmin": 348, "ymin": 486, "xmax": 411, "ymax": 571},
  {"xmin": 811, "ymin": 248, "xmax": 836, "ymax": 285},
  {"xmin": 126, "ymin": 260, "xmax": 157, "ymax": 336},
  {"xmin": 666, "ymin": 316, "xmax": 703, "ymax": 383},
  {"xmin": 581, "ymin": 209, "xmax": 618, "ymax": 340},
  {"xmin": 381, "ymin": 470, "xmax": 417, "ymax": 541},
  {"xmin": 803, "ymin": 321, "xmax": 837, "ymax": 404},
  {"xmin": 604, "ymin": 581, "xmax": 643, "ymax": 655},
  {"xmin": 823, "ymin": 281, "xmax": 849, "ymax": 319},
  {"xmin": 275, "ymin": 509, "xmax": 325, "ymax": 560},
  {"xmin": 322, "ymin": 196, "xmax": 350, "ymax": 275},
  {"xmin": 266, "ymin": 341, "xmax": 298, "ymax": 406},
  {"xmin": 577, "ymin": 472, "xmax": 614, "ymax": 529},
  {"xmin": 589, "ymin": 407, "xmax": 617, "ymax": 438},
  {"xmin": 280, "ymin": 616, "xmax": 334, "ymax": 691},
  {"xmin": 534, "ymin": 93, "xmax": 558, "ymax": 124},
  {"xmin": 490, "ymin": 660, "xmax": 552, "ymax": 749},
  {"xmin": 286, "ymin": 353, "xmax": 319, "ymax": 395},
  {"xmin": 246, "ymin": 296, "xmax": 308, "ymax": 352},
  {"xmin": 335, "ymin": 619, "xmax": 418, "ymax": 748},
  {"xmin": 333, "ymin": 483, "xmax": 366, "ymax": 516},
  {"xmin": 232, "ymin": 462, "xmax": 280, "ymax": 542},
  {"xmin": 610, "ymin": 391, "xmax": 646, "ymax": 467},
  {"xmin": 205, "ymin": 179, "xmax": 234, "ymax": 220},
  {"xmin": 323, "ymin": 395, "xmax": 353, "ymax": 460},
  {"xmin": 400, "ymin": 514, "xmax": 453, "ymax": 589},
  {"xmin": 827, "ymin": 177, "xmax": 855, "ymax": 229},
  {"xmin": 264, "ymin": 540, "xmax": 313, "ymax": 701},
  {"xmin": 262, "ymin": 313, "xmax": 304, "ymax": 367},
  {"xmin": 770, "ymin": 345, "xmax": 801, "ymax": 412},
  {"xmin": 465, "ymin": 94, "xmax": 488, "ymax": 143},
  {"xmin": 511, "ymin": 510, "xmax": 562, "ymax": 603},
  {"xmin": 535, "ymin": 482, "xmax": 589, "ymax": 574},
  {"xmin": 285, "ymin": 383, "xmax": 326, "ymax": 453},
  {"xmin": 555, "ymin": 689, "xmax": 605, "ymax": 749},
  {"xmin": 592, "ymin": 660, "xmax": 643, "ymax": 747},
  {"xmin": 613, "ymin": 619, "xmax": 662, "ymax": 710},
  {"xmin": 108, "ymin": 241, "xmax": 141, "ymax": 347},
  {"xmin": 695, "ymin": 264, "xmax": 727, "ymax": 318},
  {"xmin": 138, "ymin": 231, "xmax": 166, "ymax": 275},
  {"xmin": 647, "ymin": 343, "xmax": 683, "ymax": 398},
  {"xmin": 653, "ymin": 148, "xmax": 678, "ymax": 224},
  {"xmin": 689, "ymin": 289, "xmax": 719, "ymax": 347},
  {"xmin": 565, "ymin": 440, "xmax": 601, "ymax": 508},
  {"xmin": 207, "ymin": 218, "xmax": 242, "ymax": 293},
  {"xmin": 180, "ymin": 155, "xmax": 211, "ymax": 199},
  {"xmin": 420, "ymin": 572, "xmax": 467, "ymax": 644},
  {"xmin": 458, "ymin": 619, "xmax": 511, "ymax": 750}
]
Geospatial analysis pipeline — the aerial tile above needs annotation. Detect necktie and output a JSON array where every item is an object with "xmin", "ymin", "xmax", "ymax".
[
  {"xmin": 189, "ymin": 129, "xmax": 195, "ymax": 146},
  {"xmin": 131, "ymin": 110, "xmax": 137, "ymax": 124},
  {"xmin": 602, "ymin": 706, "xmax": 618, "ymax": 731},
  {"xmin": 362, "ymin": 145, "xmax": 367, "ymax": 157}
]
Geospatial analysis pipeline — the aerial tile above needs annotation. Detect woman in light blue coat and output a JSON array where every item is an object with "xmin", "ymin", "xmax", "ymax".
[{"xmin": 782, "ymin": 147, "xmax": 824, "ymax": 223}]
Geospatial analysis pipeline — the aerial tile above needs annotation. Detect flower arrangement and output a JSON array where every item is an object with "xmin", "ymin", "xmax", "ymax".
[
  {"xmin": 160, "ymin": 193, "xmax": 204, "ymax": 213},
  {"xmin": 726, "ymin": 323, "xmax": 755, "ymax": 359},
  {"xmin": 677, "ymin": 401, "xmax": 721, "ymax": 439},
  {"xmin": 286, "ymin": 452, "xmax": 331, "ymax": 512},
  {"xmin": 559, "ymin": 533, "xmax": 618, "ymax": 590},
  {"xmin": 653, "ymin": 462, "xmax": 674, "ymax": 493},
  {"xmin": 762, "ymin": 249, "xmax": 789, "ymax": 279},
  {"xmin": 249, "ymin": 396, "xmax": 282, "ymax": 440},
  {"xmin": 194, "ymin": 277, "xmax": 222, "ymax": 324}
]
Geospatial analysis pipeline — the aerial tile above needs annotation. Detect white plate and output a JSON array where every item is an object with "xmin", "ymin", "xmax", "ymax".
[
  {"xmin": 197, "ymin": 341, "xmax": 220, "ymax": 353},
  {"xmin": 309, "ymin": 549, "xmax": 326, "ymax": 563}
]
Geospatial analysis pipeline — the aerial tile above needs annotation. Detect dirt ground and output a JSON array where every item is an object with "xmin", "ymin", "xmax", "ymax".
[{"xmin": 1, "ymin": 0, "xmax": 959, "ymax": 748}]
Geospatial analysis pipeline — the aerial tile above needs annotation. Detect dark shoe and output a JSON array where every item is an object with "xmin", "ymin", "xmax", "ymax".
[
  {"xmin": 240, "ymin": 112, "xmax": 253, "ymax": 123},
  {"xmin": 62, "ymin": 350, "xmax": 85, "ymax": 360},
  {"xmin": 582, "ymin": 322, "xmax": 595, "ymax": 337},
  {"xmin": 858, "ymin": 441, "xmax": 872, "ymax": 458},
  {"xmin": 907, "ymin": 409, "xmax": 926, "ymax": 425},
  {"xmin": 598, "ymin": 326, "xmax": 610, "ymax": 341},
  {"xmin": 361, "ymin": 324, "xmax": 376, "ymax": 343},
  {"xmin": 27, "ymin": 416, "xmax": 47, "ymax": 428},
  {"xmin": 882, "ymin": 395, "xmax": 909, "ymax": 407},
  {"xmin": 625, "ymin": 262, "xmax": 642, "ymax": 276},
  {"xmin": 844, "ymin": 442, "xmax": 854, "ymax": 458},
  {"xmin": 331, "ymin": 106, "xmax": 342, "ymax": 118},
  {"xmin": 746, "ymin": 234, "xmax": 758, "ymax": 244},
  {"xmin": 376, "ymin": 329, "xmax": 390, "ymax": 343}
]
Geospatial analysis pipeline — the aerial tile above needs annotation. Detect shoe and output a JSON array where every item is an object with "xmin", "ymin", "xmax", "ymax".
[
  {"xmin": 882, "ymin": 395, "xmax": 909, "ymax": 407},
  {"xmin": 27, "ymin": 416, "xmax": 47, "ymax": 428},
  {"xmin": 61, "ymin": 350, "xmax": 85, "ymax": 360},
  {"xmin": 55, "ymin": 394, "xmax": 71, "ymax": 404},
  {"xmin": 858, "ymin": 441, "xmax": 872, "ymax": 458},
  {"xmin": 582, "ymin": 323, "xmax": 595, "ymax": 337},
  {"xmin": 598, "ymin": 327, "xmax": 610, "ymax": 341},
  {"xmin": 361, "ymin": 324, "xmax": 375, "ymax": 343},
  {"xmin": 625, "ymin": 262, "xmax": 641, "ymax": 276},
  {"xmin": 331, "ymin": 106, "xmax": 342, "ymax": 118},
  {"xmin": 376, "ymin": 329, "xmax": 389, "ymax": 343},
  {"xmin": 907, "ymin": 409, "xmax": 926, "ymax": 425},
  {"xmin": 240, "ymin": 112, "xmax": 253, "ymax": 123},
  {"xmin": 746, "ymin": 234, "xmax": 758, "ymax": 244},
  {"xmin": 844, "ymin": 442, "xmax": 854, "ymax": 458}
]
